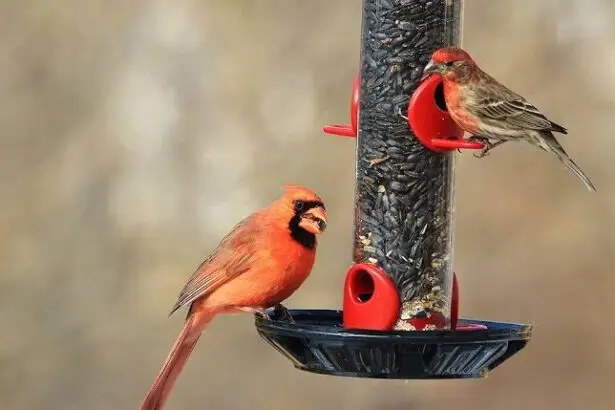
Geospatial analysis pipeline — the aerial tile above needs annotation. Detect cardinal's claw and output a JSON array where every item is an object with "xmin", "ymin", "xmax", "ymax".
[
  {"xmin": 253, "ymin": 308, "xmax": 271, "ymax": 320},
  {"xmin": 273, "ymin": 304, "xmax": 294, "ymax": 323}
]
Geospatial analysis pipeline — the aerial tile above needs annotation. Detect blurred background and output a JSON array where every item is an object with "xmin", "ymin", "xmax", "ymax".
[{"xmin": 2, "ymin": 0, "xmax": 615, "ymax": 409}]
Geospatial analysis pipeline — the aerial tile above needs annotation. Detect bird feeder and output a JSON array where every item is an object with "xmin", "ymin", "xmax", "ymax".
[{"xmin": 255, "ymin": 0, "xmax": 531, "ymax": 379}]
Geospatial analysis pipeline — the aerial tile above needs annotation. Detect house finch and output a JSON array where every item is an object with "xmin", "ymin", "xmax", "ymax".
[
  {"xmin": 140, "ymin": 185, "xmax": 327, "ymax": 410},
  {"xmin": 422, "ymin": 47, "xmax": 596, "ymax": 192}
]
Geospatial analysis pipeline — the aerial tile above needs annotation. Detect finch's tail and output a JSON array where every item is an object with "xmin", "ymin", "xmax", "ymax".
[
  {"xmin": 141, "ymin": 309, "xmax": 215, "ymax": 410},
  {"xmin": 538, "ymin": 132, "xmax": 596, "ymax": 192}
]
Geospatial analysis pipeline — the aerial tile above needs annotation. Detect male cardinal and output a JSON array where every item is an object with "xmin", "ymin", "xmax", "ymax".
[
  {"xmin": 140, "ymin": 184, "xmax": 327, "ymax": 410},
  {"xmin": 422, "ymin": 46, "xmax": 596, "ymax": 192}
]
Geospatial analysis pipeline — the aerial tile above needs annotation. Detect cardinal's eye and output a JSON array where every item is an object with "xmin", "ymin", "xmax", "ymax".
[{"xmin": 294, "ymin": 200, "xmax": 304, "ymax": 212}]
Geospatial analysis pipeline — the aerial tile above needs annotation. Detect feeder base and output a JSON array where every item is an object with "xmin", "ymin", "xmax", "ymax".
[{"xmin": 255, "ymin": 309, "xmax": 531, "ymax": 379}]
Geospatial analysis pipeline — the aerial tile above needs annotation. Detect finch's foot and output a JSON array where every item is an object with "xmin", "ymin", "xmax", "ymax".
[
  {"xmin": 470, "ymin": 137, "xmax": 505, "ymax": 158},
  {"xmin": 473, "ymin": 147, "xmax": 490, "ymax": 158},
  {"xmin": 273, "ymin": 304, "xmax": 294, "ymax": 323}
]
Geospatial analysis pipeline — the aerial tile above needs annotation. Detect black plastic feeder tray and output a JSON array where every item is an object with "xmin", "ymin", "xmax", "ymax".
[{"xmin": 256, "ymin": 309, "xmax": 532, "ymax": 379}]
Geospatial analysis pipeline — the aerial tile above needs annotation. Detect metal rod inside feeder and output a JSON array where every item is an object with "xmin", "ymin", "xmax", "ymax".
[{"xmin": 354, "ymin": 0, "xmax": 462, "ymax": 330}]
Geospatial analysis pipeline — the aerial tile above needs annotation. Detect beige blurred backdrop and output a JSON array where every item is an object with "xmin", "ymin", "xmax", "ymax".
[{"xmin": 2, "ymin": 0, "xmax": 615, "ymax": 409}]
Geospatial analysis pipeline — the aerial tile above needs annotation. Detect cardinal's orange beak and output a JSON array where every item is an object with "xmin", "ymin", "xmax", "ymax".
[{"xmin": 299, "ymin": 206, "xmax": 328, "ymax": 234}]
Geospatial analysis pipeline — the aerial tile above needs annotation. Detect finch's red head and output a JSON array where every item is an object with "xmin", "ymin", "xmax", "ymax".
[
  {"xmin": 422, "ymin": 47, "xmax": 477, "ymax": 83},
  {"xmin": 274, "ymin": 184, "xmax": 327, "ymax": 249}
]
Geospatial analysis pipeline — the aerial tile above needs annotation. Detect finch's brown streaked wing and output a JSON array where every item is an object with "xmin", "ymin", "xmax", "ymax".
[
  {"xmin": 476, "ymin": 98, "xmax": 568, "ymax": 134},
  {"xmin": 169, "ymin": 217, "xmax": 261, "ymax": 316}
]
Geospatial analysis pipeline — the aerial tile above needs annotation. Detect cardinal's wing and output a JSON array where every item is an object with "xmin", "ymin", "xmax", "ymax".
[{"xmin": 168, "ymin": 214, "xmax": 263, "ymax": 316}]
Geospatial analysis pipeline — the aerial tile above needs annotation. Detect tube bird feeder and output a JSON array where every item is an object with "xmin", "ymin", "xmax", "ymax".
[{"xmin": 255, "ymin": 0, "xmax": 532, "ymax": 379}]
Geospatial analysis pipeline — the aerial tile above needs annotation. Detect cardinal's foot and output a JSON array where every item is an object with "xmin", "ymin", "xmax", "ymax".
[
  {"xmin": 273, "ymin": 304, "xmax": 294, "ymax": 323},
  {"xmin": 238, "ymin": 307, "xmax": 271, "ymax": 320},
  {"xmin": 253, "ymin": 308, "xmax": 271, "ymax": 320}
]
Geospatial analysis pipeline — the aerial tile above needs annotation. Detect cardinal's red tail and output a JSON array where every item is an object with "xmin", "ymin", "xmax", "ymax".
[{"xmin": 141, "ymin": 310, "xmax": 214, "ymax": 410}]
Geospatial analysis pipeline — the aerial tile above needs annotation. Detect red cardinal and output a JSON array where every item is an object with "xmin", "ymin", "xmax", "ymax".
[
  {"xmin": 140, "ymin": 184, "xmax": 327, "ymax": 410},
  {"xmin": 422, "ymin": 47, "xmax": 596, "ymax": 192}
]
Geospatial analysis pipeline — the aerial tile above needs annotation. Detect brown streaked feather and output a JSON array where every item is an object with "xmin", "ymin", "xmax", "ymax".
[
  {"xmin": 470, "ymin": 71, "xmax": 567, "ymax": 134},
  {"xmin": 168, "ymin": 215, "xmax": 263, "ymax": 316},
  {"xmin": 475, "ymin": 97, "xmax": 567, "ymax": 133}
]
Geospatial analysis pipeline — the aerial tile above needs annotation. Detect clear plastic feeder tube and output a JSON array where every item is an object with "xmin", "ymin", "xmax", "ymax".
[{"xmin": 354, "ymin": 0, "xmax": 462, "ymax": 330}]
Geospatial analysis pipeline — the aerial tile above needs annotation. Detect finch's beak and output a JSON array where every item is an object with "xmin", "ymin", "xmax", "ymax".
[
  {"xmin": 421, "ymin": 59, "xmax": 438, "ymax": 81},
  {"xmin": 299, "ymin": 206, "xmax": 328, "ymax": 234}
]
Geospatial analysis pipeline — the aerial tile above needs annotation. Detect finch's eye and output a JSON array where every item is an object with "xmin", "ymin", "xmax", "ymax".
[
  {"xmin": 294, "ymin": 200, "xmax": 304, "ymax": 212},
  {"xmin": 444, "ymin": 61, "xmax": 454, "ymax": 67}
]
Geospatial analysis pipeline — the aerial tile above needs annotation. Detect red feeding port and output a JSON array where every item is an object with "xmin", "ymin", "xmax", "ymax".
[
  {"xmin": 343, "ymin": 266, "xmax": 486, "ymax": 332},
  {"xmin": 451, "ymin": 272, "xmax": 460, "ymax": 329},
  {"xmin": 323, "ymin": 74, "xmax": 359, "ymax": 138},
  {"xmin": 343, "ymin": 263, "xmax": 400, "ymax": 331},
  {"xmin": 451, "ymin": 272, "xmax": 488, "ymax": 331},
  {"xmin": 407, "ymin": 75, "xmax": 484, "ymax": 153},
  {"xmin": 397, "ymin": 272, "xmax": 486, "ymax": 331}
]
